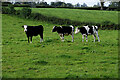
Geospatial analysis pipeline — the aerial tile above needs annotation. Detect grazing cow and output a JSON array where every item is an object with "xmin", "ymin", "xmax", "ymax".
[
  {"xmin": 22, "ymin": 25, "xmax": 43, "ymax": 43},
  {"xmin": 75, "ymin": 25, "xmax": 100, "ymax": 42},
  {"xmin": 52, "ymin": 25, "xmax": 74, "ymax": 42}
]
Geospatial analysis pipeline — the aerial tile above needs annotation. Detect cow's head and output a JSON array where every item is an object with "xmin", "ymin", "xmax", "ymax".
[
  {"xmin": 22, "ymin": 25, "xmax": 28, "ymax": 32},
  {"xmin": 75, "ymin": 27, "xmax": 80, "ymax": 34},
  {"xmin": 52, "ymin": 26, "xmax": 57, "ymax": 32}
]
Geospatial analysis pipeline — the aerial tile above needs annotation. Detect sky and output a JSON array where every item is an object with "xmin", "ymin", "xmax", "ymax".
[
  {"xmin": 44, "ymin": 0, "xmax": 110, "ymax": 7},
  {"xmin": 4, "ymin": 0, "xmax": 110, "ymax": 7}
]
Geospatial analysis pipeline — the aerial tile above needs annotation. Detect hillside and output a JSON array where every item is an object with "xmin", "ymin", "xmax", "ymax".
[
  {"xmin": 15, "ymin": 8, "xmax": 118, "ymax": 24},
  {"xmin": 31, "ymin": 8, "xmax": 118, "ymax": 24}
]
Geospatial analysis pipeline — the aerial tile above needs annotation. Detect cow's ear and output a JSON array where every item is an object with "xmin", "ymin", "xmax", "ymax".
[{"xmin": 22, "ymin": 26, "xmax": 24, "ymax": 28}]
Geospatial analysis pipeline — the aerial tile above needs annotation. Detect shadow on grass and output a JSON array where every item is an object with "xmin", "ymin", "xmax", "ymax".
[{"xmin": 33, "ymin": 60, "xmax": 48, "ymax": 65}]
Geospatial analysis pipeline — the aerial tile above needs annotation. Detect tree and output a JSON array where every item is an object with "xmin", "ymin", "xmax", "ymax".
[
  {"xmin": 39, "ymin": 2, "xmax": 48, "ymax": 6},
  {"xmin": 100, "ymin": 0, "xmax": 116, "ymax": 10},
  {"xmin": 100, "ymin": 0, "xmax": 104, "ymax": 10},
  {"xmin": 75, "ymin": 3, "xmax": 80, "ymax": 7},
  {"xmin": 93, "ymin": 2, "xmax": 100, "ymax": 7},
  {"xmin": 81, "ymin": 3, "xmax": 87, "ymax": 7},
  {"xmin": 109, "ymin": 2, "xmax": 119, "ymax": 8},
  {"xmin": 66, "ymin": 3, "xmax": 73, "ymax": 7}
]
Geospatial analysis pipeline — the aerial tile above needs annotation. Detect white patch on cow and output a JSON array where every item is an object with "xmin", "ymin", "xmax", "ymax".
[
  {"xmin": 70, "ymin": 25, "xmax": 74, "ymax": 29},
  {"xmin": 53, "ymin": 26, "xmax": 56, "ymax": 30},
  {"xmin": 70, "ymin": 25, "xmax": 74, "ymax": 32},
  {"xmin": 92, "ymin": 26, "xmax": 98, "ymax": 34},
  {"xmin": 24, "ymin": 25, "xmax": 28, "ymax": 32},
  {"xmin": 70, "ymin": 25, "xmax": 74, "ymax": 42},
  {"xmin": 92, "ymin": 26, "xmax": 100, "ymax": 42},
  {"xmin": 60, "ymin": 26, "xmax": 62, "ymax": 28},
  {"xmin": 75, "ymin": 27, "xmax": 80, "ymax": 34},
  {"xmin": 83, "ymin": 26, "xmax": 90, "ymax": 34},
  {"xmin": 95, "ymin": 26, "xmax": 98, "ymax": 30},
  {"xmin": 59, "ymin": 33, "xmax": 64, "ymax": 41}
]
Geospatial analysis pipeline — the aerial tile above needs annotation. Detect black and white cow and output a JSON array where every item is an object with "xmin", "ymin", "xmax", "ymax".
[
  {"xmin": 22, "ymin": 25, "xmax": 43, "ymax": 43},
  {"xmin": 75, "ymin": 25, "xmax": 100, "ymax": 42},
  {"xmin": 52, "ymin": 25, "xmax": 74, "ymax": 42}
]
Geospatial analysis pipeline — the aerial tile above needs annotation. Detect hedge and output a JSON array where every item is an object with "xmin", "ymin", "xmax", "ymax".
[{"xmin": 2, "ymin": 7, "xmax": 120, "ymax": 30}]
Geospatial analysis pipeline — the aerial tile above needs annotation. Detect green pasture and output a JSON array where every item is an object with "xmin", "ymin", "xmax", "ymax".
[
  {"xmin": 15, "ymin": 8, "xmax": 118, "ymax": 24},
  {"xmin": 2, "ymin": 14, "xmax": 118, "ymax": 78},
  {"xmin": 31, "ymin": 8, "xmax": 118, "ymax": 24}
]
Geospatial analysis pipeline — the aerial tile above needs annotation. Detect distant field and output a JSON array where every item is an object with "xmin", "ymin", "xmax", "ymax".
[
  {"xmin": 31, "ymin": 8, "xmax": 118, "ymax": 24},
  {"xmin": 2, "ymin": 14, "xmax": 118, "ymax": 78},
  {"xmin": 15, "ymin": 8, "xmax": 118, "ymax": 24}
]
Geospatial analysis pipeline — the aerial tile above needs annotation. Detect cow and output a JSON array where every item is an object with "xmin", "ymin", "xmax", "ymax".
[
  {"xmin": 22, "ymin": 25, "xmax": 43, "ymax": 43},
  {"xmin": 75, "ymin": 25, "xmax": 100, "ymax": 42},
  {"xmin": 52, "ymin": 25, "xmax": 74, "ymax": 42}
]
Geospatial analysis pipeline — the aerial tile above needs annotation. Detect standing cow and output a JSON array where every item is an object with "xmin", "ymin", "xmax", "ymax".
[
  {"xmin": 75, "ymin": 25, "xmax": 100, "ymax": 42},
  {"xmin": 22, "ymin": 25, "xmax": 43, "ymax": 43},
  {"xmin": 52, "ymin": 25, "xmax": 74, "ymax": 42}
]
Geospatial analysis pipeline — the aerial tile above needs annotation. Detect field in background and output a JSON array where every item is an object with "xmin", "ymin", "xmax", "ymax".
[
  {"xmin": 31, "ymin": 8, "xmax": 118, "ymax": 24},
  {"xmin": 15, "ymin": 8, "xmax": 118, "ymax": 24},
  {"xmin": 2, "ymin": 14, "xmax": 118, "ymax": 78}
]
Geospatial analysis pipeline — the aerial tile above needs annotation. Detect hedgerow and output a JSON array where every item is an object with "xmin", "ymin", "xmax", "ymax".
[{"xmin": 2, "ymin": 6, "xmax": 120, "ymax": 30}]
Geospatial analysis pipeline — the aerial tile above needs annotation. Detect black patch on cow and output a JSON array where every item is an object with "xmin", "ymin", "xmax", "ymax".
[
  {"xmin": 94, "ymin": 26, "xmax": 98, "ymax": 31},
  {"xmin": 88, "ymin": 26, "xmax": 94, "ymax": 34},
  {"xmin": 52, "ymin": 26, "xmax": 73, "ymax": 35},
  {"xmin": 78, "ymin": 27, "xmax": 87, "ymax": 35},
  {"xmin": 26, "ymin": 25, "xmax": 43, "ymax": 36},
  {"xmin": 23, "ymin": 25, "xmax": 43, "ymax": 43},
  {"xmin": 61, "ymin": 26, "xmax": 73, "ymax": 35}
]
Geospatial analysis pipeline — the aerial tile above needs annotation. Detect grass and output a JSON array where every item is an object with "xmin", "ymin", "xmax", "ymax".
[
  {"xmin": 31, "ymin": 8, "xmax": 118, "ymax": 24},
  {"xmin": 15, "ymin": 8, "xmax": 118, "ymax": 24},
  {"xmin": 2, "ymin": 14, "xmax": 118, "ymax": 78}
]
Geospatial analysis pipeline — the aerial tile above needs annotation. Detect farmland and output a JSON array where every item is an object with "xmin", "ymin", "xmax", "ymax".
[
  {"xmin": 2, "ymin": 8, "xmax": 118, "ymax": 78},
  {"xmin": 32, "ymin": 8, "xmax": 118, "ymax": 24},
  {"xmin": 15, "ymin": 8, "xmax": 119, "ymax": 24}
]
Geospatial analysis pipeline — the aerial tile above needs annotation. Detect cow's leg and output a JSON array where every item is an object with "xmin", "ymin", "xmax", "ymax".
[
  {"xmin": 86, "ymin": 35, "xmax": 88, "ymax": 42},
  {"xmin": 71, "ymin": 32, "xmax": 74, "ymax": 42},
  {"xmin": 96, "ymin": 32, "xmax": 100, "ymax": 42},
  {"xmin": 59, "ymin": 34, "xmax": 64, "ymax": 42},
  {"xmin": 30, "ymin": 36, "xmax": 32, "ymax": 43},
  {"xmin": 93, "ymin": 34, "xmax": 96, "ymax": 42},
  {"xmin": 40, "ymin": 33, "xmax": 43, "ymax": 42},
  {"xmin": 82, "ymin": 35, "xmax": 84, "ymax": 42},
  {"xmin": 27, "ymin": 36, "xmax": 30, "ymax": 43},
  {"xmin": 62, "ymin": 34, "xmax": 64, "ymax": 42}
]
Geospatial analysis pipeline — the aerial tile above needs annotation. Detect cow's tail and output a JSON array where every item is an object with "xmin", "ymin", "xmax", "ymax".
[
  {"xmin": 70, "ymin": 25, "xmax": 74, "ymax": 42},
  {"xmin": 70, "ymin": 25, "xmax": 74, "ymax": 33}
]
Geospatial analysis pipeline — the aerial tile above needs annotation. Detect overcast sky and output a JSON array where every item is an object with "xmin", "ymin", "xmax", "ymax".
[{"xmin": 44, "ymin": 0, "xmax": 110, "ymax": 7}]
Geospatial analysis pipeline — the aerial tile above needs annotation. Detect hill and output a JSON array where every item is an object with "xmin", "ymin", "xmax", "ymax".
[{"xmin": 31, "ymin": 8, "xmax": 118, "ymax": 24}]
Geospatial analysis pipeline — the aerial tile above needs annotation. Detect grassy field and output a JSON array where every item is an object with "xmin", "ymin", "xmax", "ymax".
[
  {"xmin": 15, "ymin": 8, "xmax": 118, "ymax": 24},
  {"xmin": 31, "ymin": 8, "xmax": 118, "ymax": 24},
  {"xmin": 2, "ymin": 14, "xmax": 118, "ymax": 78}
]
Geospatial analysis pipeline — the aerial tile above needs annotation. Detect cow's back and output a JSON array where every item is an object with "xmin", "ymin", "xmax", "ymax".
[
  {"xmin": 62, "ymin": 26, "xmax": 72, "ymax": 34},
  {"xmin": 27, "ymin": 25, "xmax": 43, "ymax": 36},
  {"xmin": 79, "ymin": 27, "xmax": 87, "ymax": 35}
]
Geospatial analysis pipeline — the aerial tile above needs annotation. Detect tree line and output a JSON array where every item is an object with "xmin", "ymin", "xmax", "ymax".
[
  {"xmin": 2, "ymin": 5, "xmax": 120, "ymax": 30},
  {"xmin": 2, "ymin": 1, "xmax": 120, "ymax": 10}
]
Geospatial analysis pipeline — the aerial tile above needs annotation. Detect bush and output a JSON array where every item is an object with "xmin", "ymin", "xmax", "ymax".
[
  {"xmin": 2, "ymin": 5, "xmax": 15, "ymax": 14},
  {"xmin": 2, "ymin": 7, "xmax": 10, "ymax": 14},
  {"xmin": 15, "ymin": 10, "xmax": 21, "ymax": 15},
  {"xmin": 8, "ymin": 4, "xmax": 16, "ymax": 14},
  {"xmin": 20, "ymin": 7, "xmax": 31, "ymax": 18}
]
